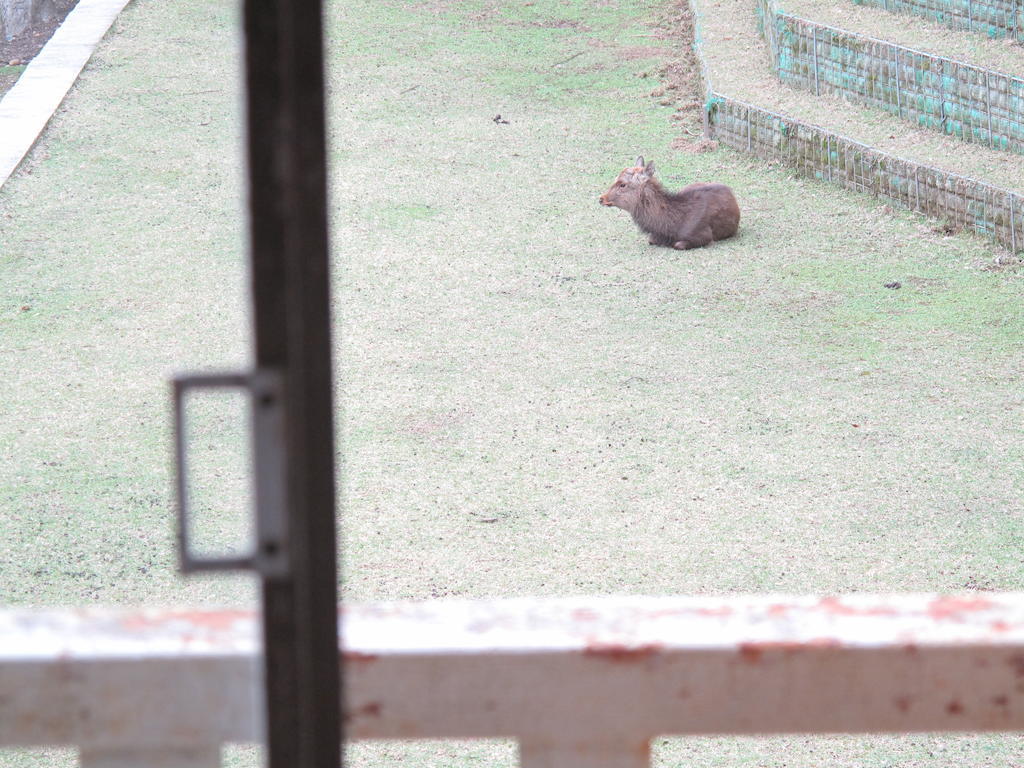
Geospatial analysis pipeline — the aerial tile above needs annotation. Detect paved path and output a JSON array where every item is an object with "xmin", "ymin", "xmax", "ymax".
[{"xmin": 0, "ymin": 0, "xmax": 131, "ymax": 189}]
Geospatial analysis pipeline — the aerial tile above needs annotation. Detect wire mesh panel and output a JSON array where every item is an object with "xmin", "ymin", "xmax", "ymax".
[
  {"xmin": 694, "ymin": 0, "xmax": 1022, "ymax": 253},
  {"xmin": 850, "ymin": 0, "xmax": 1023, "ymax": 41},
  {"xmin": 707, "ymin": 96, "xmax": 1023, "ymax": 252},
  {"xmin": 769, "ymin": 13, "xmax": 1024, "ymax": 153}
]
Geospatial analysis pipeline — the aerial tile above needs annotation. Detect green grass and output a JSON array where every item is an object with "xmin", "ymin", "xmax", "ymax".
[
  {"xmin": 2, "ymin": 0, "xmax": 1024, "ymax": 766},
  {"xmin": 0, "ymin": 64, "xmax": 27, "ymax": 99},
  {"xmin": 0, "ymin": 0, "xmax": 253, "ymax": 610}
]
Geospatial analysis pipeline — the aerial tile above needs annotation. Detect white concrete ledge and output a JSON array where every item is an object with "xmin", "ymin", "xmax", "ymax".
[
  {"xmin": 0, "ymin": 0, "xmax": 131, "ymax": 189},
  {"xmin": 344, "ymin": 594, "xmax": 1024, "ymax": 740},
  {"xmin": 2, "ymin": 595, "xmax": 1024, "ymax": 763}
]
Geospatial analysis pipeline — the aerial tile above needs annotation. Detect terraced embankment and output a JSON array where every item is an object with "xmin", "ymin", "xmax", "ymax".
[{"xmin": 688, "ymin": 0, "xmax": 1024, "ymax": 251}]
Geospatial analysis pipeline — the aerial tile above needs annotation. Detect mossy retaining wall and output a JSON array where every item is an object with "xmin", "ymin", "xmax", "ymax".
[
  {"xmin": 708, "ymin": 96, "xmax": 1022, "ymax": 250},
  {"xmin": 758, "ymin": 0, "xmax": 1024, "ymax": 153},
  {"xmin": 691, "ymin": 0, "xmax": 1023, "ymax": 253},
  {"xmin": 848, "ymin": 0, "xmax": 1023, "ymax": 42}
]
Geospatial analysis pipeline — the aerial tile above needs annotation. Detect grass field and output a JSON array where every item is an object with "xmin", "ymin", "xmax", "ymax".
[{"xmin": 1, "ymin": 0, "xmax": 1023, "ymax": 766}]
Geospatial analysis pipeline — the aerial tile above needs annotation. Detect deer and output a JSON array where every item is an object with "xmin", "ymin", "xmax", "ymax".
[{"xmin": 599, "ymin": 157, "xmax": 740, "ymax": 250}]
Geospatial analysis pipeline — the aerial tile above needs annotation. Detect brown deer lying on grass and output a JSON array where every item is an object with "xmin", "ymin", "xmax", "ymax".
[{"xmin": 599, "ymin": 157, "xmax": 740, "ymax": 250}]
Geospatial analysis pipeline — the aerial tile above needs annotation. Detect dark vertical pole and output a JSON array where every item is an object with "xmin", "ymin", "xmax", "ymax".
[{"xmin": 242, "ymin": 1, "xmax": 341, "ymax": 767}]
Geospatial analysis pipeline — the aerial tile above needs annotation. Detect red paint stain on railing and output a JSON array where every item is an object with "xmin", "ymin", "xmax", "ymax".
[
  {"xmin": 345, "ymin": 702, "xmax": 382, "ymax": 722},
  {"xmin": 738, "ymin": 638, "xmax": 841, "ymax": 664},
  {"xmin": 342, "ymin": 650, "xmax": 379, "ymax": 663},
  {"xmin": 1006, "ymin": 654, "xmax": 1024, "ymax": 677},
  {"xmin": 817, "ymin": 597, "xmax": 897, "ymax": 617},
  {"xmin": 927, "ymin": 596, "xmax": 994, "ymax": 621},
  {"xmin": 583, "ymin": 643, "xmax": 663, "ymax": 662},
  {"xmin": 739, "ymin": 643, "xmax": 765, "ymax": 664},
  {"xmin": 695, "ymin": 606, "xmax": 734, "ymax": 617}
]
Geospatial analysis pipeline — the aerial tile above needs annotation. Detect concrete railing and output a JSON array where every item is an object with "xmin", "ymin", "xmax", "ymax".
[{"xmin": 5, "ymin": 595, "xmax": 1024, "ymax": 767}]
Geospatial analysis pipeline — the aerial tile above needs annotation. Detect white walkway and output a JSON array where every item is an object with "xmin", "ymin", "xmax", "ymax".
[{"xmin": 0, "ymin": 0, "xmax": 131, "ymax": 189}]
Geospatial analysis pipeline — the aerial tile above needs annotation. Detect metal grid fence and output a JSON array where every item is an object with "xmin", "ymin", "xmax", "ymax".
[
  {"xmin": 761, "ymin": 7, "xmax": 1024, "ymax": 153},
  {"xmin": 695, "ymin": 0, "xmax": 1023, "ymax": 253},
  {"xmin": 847, "ymin": 0, "xmax": 1023, "ymax": 41},
  {"xmin": 708, "ymin": 96, "xmax": 1021, "ymax": 250}
]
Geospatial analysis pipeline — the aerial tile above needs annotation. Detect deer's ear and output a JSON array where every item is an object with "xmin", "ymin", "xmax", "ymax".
[
  {"xmin": 635, "ymin": 156, "xmax": 645, "ymax": 168},
  {"xmin": 643, "ymin": 160, "xmax": 656, "ymax": 176}
]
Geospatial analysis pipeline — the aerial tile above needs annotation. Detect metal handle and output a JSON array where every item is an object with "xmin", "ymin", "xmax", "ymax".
[{"xmin": 172, "ymin": 368, "xmax": 289, "ymax": 579}]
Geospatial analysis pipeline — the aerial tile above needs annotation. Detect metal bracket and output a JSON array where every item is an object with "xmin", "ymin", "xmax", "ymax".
[{"xmin": 172, "ymin": 368, "xmax": 289, "ymax": 580}]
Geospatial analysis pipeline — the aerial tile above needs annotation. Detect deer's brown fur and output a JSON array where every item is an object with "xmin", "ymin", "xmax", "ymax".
[{"xmin": 600, "ymin": 157, "xmax": 740, "ymax": 250}]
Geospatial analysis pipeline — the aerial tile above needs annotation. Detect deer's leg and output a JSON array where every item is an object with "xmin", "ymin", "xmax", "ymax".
[{"xmin": 672, "ymin": 225, "xmax": 713, "ymax": 250}]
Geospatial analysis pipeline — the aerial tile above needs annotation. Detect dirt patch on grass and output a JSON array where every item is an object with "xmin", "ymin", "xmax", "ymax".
[
  {"xmin": 672, "ymin": 135, "xmax": 718, "ymax": 152},
  {"xmin": 618, "ymin": 44, "xmax": 677, "ymax": 60},
  {"xmin": 650, "ymin": 3, "xmax": 712, "ymax": 152},
  {"xmin": 526, "ymin": 17, "xmax": 592, "ymax": 30}
]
